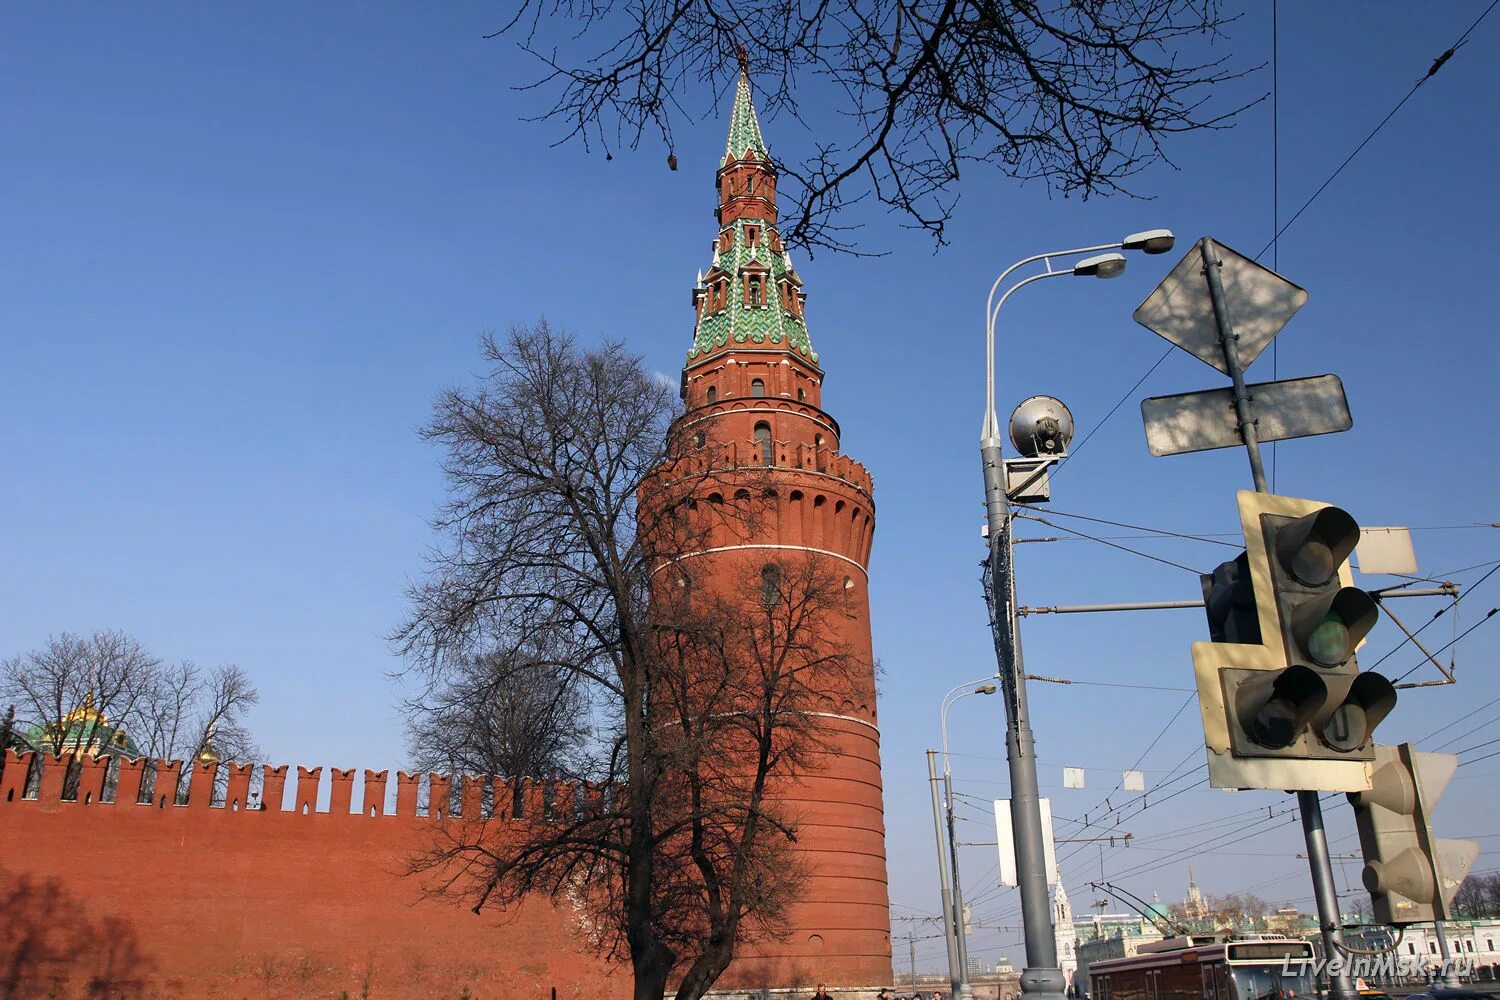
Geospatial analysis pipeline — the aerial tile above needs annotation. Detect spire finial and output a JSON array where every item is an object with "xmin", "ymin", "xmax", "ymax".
[{"xmin": 736, "ymin": 43, "xmax": 749, "ymax": 76}]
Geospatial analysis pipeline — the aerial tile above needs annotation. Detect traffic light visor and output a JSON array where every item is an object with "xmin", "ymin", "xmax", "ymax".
[
  {"xmin": 1291, "ymin": 587, "xmax": 1378, "ymax": 667},
  {"xmin": 1274, "ymin": 506, "xmax": 1360, "ymax": 586},
  {"xmin": 1237, "ymin": 664, "xmax": 1327, "ymax": 749}
]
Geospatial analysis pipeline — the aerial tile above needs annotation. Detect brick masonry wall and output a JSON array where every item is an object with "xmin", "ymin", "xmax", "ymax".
[{"xmin": 0, "ymin": 750, "xmax": 631, "ymax": 1000}]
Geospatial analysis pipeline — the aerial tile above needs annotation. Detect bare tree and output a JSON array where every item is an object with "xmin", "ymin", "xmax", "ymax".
[
  {"xmin": 488, "ymin": 0, "xmax": 1256, "ymax": 252},
  {"xmin": 135, "ymin": 661, "xmax": 260, "ymax": 764},
  {"xmin": 1453, "ymin": 872, "xmax": 1500, "ymax": 918},
  {"xmin": 0, "ymin": 631, "xmax": 160, "ymax": 758},
  {"xmin": 396, "ymin": 321, "xmax": 865, "ymax": 1000},
  {"xmin": 1, "ymin": 632, "xmax": 259, "ymax": 800},
  {"xmin": 404, "ymin": 646, "xmax": 589, "ymax": 812}
]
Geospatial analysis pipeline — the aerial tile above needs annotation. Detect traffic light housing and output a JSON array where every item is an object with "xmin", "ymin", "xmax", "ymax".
[
  {"xmin": 1348, "ymin": 743, "xmax": 1479, "ymax": 924},
  {"xmin": 1194, "ymin": 491, "xmax": 1396, "ymax": 791}
]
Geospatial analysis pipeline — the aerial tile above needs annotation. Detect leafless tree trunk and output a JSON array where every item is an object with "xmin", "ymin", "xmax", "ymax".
[
  {"xmin": 486, "ymin": 0, "xmax": 1258, "ymax": 252},
  {"xmin": 396, "ymin": 321, "xmax": 864, "ymax": 1000}
]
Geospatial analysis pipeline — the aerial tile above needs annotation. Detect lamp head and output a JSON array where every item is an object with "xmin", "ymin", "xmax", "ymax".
[
  {"xmin": 974, "ymin": 684, "xmax": 997, "ymax": 695},
  {"xmin": 1073, "ymin": 252, "xmax": 1127, "ymax": 278},
  {"xmin": 1009, "ymin": 395, "xmax": 1075, "ymax": 457},
  {"xmin": 1122, "ymin": 229, "xmax": 1176, "ymax": 254}
]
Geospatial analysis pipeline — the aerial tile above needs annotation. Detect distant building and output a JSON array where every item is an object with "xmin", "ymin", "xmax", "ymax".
[
  {"xmin": 1344, "ymin": 919, "xmax": 1500, "ymax": 984},
  {"xmin": 1181, "ymin": 865, "xmax": 1208, "ymax": 922},
  {"xmin": 18, "ymin": 696, "xmax": 139, "ymax": 758},
  {"xmin": 1054, "ymin": 880, "xmax": 1079, "ymax": 994},
  {"xmin": 1072, "ymin": 910, "xmax": 1166, "ymax": 989}
]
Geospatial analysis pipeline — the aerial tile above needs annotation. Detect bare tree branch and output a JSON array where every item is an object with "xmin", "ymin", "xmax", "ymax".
[{"xmin": 484, "ymin": 0, "xmax": 1259, "ymax": 252}]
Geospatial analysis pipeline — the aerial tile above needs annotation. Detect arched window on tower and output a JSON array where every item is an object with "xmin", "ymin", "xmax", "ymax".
[
  {"xmin": 750, "ymin": 378, "xmax": 765, "ymax": 398},
  {"xmin": 746, "ymin": 273, "xmax": 765, "ymax": 308},
  {"xmin": 754, "ymin": 422, "xmax": 773, "ymax": 466},
  {"xmin": 706, "ymin": 386, "xmax": 717, "ymax": 403},
  {"xmin": 761, "ymin": 563, "xmax": 781, "ymax": 607}
]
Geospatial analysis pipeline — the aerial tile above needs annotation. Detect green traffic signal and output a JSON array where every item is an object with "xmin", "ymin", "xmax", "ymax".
[{"xmin": 1307, "ymin": 611, "xmax": 1350, "ymax": 666}]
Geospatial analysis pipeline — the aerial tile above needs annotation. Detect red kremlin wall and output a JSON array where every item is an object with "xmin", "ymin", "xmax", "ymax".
[{"xmin": 0, "ymin": 750, "xmax": 630, "ymax": 1000}]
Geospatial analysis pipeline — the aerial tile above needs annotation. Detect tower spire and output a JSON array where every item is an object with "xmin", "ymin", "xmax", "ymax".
[
  {"xmin": 724, "ymin": 59, "xmax": 769, "ymax": 165},
  {"xmin": 688, "ymin": 66, "xmax": 813, "ymax": 364}
]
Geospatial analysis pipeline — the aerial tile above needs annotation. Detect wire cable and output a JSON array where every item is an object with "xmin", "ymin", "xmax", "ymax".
[
  {"xmin": 1018, "ymin": 507, "xmax": 1242, "ymax": 549},
  {"xmin": 1392, "ymin": 604, "xmax": 1498, "ymax": 684},
  {"xmin": 1256, "ymin": 0, "xmax": 1498, "ymax": 258},
  {"xmin": 1047, "ymin": 4, "xmax": 1495, "ymax": 476},
  {"xmin": 1019, "ymin": 513, "xmax": 1203, "ymax": 575}
]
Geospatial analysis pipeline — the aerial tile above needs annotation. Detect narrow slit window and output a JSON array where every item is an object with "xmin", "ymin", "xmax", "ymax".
[
  {"xmin": 761, "ymin": 563, "xmax": 781, "ymax": 607},
  {"xmin": 754, "ymin": 422, "xmax": 773, "ymax": 466}
]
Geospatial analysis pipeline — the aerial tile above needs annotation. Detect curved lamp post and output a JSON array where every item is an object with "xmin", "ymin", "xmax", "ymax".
[
  {"xmin": 977, "ymin": 230, "xmax": 1173, "ymax": 1000},
  {"xmin": 941, "ymin": 679, "xmax": 998, "ymax": 1000}
]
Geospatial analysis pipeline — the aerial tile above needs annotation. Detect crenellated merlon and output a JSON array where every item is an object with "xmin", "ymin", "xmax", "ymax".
[{"xmin": 0, "ymin": 750, "xmax": 602, "ymax": 823}]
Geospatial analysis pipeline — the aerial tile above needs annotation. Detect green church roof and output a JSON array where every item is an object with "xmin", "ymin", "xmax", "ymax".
[{"xmin": 21, "ymin": 715, "xmax": 139, "ymax": 758}]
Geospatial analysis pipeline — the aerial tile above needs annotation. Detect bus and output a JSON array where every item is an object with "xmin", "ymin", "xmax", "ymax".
[{"xmin": 1088, "ymin": 935, "xmax": 1319, "ymax": 1000}]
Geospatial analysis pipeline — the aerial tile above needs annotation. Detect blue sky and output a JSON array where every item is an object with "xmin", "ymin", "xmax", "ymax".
[{"xmin": 3, "ymin": 1, "xmax": 1497, "ymax": 975}]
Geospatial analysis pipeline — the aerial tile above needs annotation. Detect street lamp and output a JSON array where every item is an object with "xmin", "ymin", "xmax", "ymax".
[
  {"xmin": 941, "ymin": 680, "xmax": 998, "ymax": 1000},
  {"xmin": 977, "ymin": 232, "xmax": 1172, "ymax": 1000},
  {"xmin": 981, "ymin": 232, "xmax": 1171, "ymax": 444}
]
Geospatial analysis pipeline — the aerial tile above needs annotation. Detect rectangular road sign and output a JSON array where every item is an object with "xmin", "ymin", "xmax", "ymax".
[
  {"xmin": 1141, "ymin": 374, "xmax": 1351, "ymax": 457},
  {"xmin": 1134, "ymin": 239, "xmax": 1308, "ymax": 376}
]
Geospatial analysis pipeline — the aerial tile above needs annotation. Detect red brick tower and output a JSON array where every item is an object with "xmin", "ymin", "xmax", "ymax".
[{"xmin": 665, "ymin": 66, "xmax": 892, "ymax": 989}]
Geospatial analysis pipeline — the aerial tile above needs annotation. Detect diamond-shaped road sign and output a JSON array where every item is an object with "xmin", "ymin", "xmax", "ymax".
[{"xmin": 1134, "ymin": 240, "xmax": 1308, "ymax": 375}]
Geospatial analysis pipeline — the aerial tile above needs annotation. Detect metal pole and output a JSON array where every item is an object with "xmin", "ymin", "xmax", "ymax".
[
  {"xmin": 910, "ymin": 931, "xmax": 918, "ymax": 987},
  {"xmin": 1299, "ymin": 791, "xmax": 1357, "ymax": 1000},
  {"xmin": 1434, "ymin": 922, "xmax": 1461, "ymax": 987},
  {"xmin": 981, "ymin": 440, "xmax": 1066, "ymax": 1000},
  {"xmin": 1203, "ymin": 233, "xmax": 1354, "ymax": 1000},
  {"xmin": 1020, "ymin": 588, "xmax": 1458, "ymax": 616},
  {"xmin": 929, "ymin": 749, "xmax": 963, "ymax": 997},
  {"xmin": 944, "ymin": 764, "xmax": 974, "ymax": 1000},
  {"xmin": 1199, "ymin": 237, "xmax": 1269, "ymax": 493}
]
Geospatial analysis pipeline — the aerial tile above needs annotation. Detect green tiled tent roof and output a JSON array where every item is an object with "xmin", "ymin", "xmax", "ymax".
[
  {"xmin": 689, "ymin": 70, "xmax": 817, "ymax": 365},
  {"xmin": 724, "ymin": 69, "xmax": 768, "ymax": 163},
  {"xmin": 689, "ymin": 225, "xmax": 817, "ymax": 363}
]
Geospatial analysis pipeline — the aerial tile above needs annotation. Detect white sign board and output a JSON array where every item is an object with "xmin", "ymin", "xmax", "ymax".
[
  {"xmin": 1141, "ymin": 374, "xmax": 1352, "ymax": 456},
  {"xmin": 1356, "ymin": 527, "xmax": 1418, "ymax": 576},
  {"xmin": 994, "ymin": 797, "xmax": 1058, "ymax": 887}
]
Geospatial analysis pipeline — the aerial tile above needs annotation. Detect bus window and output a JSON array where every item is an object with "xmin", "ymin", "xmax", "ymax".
[
  {"xmin": 1203, "ymin": 967, "xmax": 1219, "ymax": 1000},
  {"xmin": 1229, "ymin": 963, "xmax": 1316, "ymax": 1000}
]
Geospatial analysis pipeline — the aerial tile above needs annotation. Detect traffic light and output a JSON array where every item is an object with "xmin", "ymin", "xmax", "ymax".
[
  {"xmin": 1347, "ymin": 743, "xmax": 1479, "ymax": 924},
  {"xmin": 1193, "ymin": 491, "xmax": 1396, "ymax": 792}
]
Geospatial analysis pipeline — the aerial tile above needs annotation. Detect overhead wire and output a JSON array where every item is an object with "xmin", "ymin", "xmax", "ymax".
[
  {"xmin": 1043, "ymin": 2, "xmax": 1492, "ymax": 475},
  {"xmin": 1021, "ymin": 507, "xmax": 1242, "ymax": 550},
  {"xmin": 1391, "ymin": 604, "xmax": 1499, "ymax": 684},
  {"xmin": 1373, "ymin": 561, "xmax": 1498, "ymax": 676},
  {"xmin": 1017, "ymin": 512, "xmax": 1203, "ymax": 575},
  {"xmin": 1256, "ymin": 0, "xmax": 1500, "ymax": 260}
]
